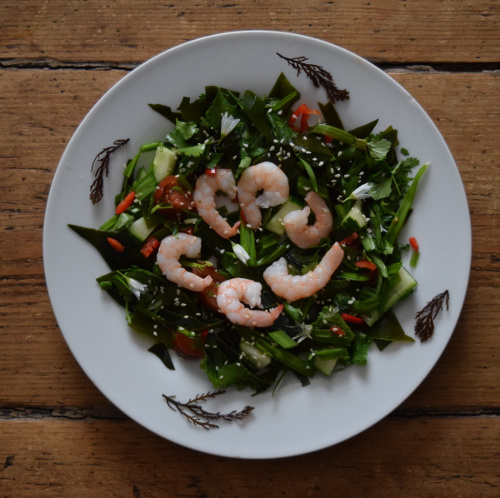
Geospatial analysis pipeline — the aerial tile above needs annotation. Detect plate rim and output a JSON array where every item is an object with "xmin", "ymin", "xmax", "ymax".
[{"xmin": 43, "ymin": 29, "xmax": 472, "ymax": 459}]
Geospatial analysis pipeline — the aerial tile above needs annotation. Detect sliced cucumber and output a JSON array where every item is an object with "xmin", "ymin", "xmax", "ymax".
[
  {"xmin": 363, "ymin": 267, "xmax": 418, "ymax": 326},
  {"xmin": 153, "ymin": 145, "xmax": 177, "ymax": 182},
  {"xmin": 341, "ymin": 200, "xmax": 367, "ymax": 232},
  {"xmin": 385, "ymin": 267, "xmax": 418, "ymax": 308},
  {"xmin": 264, "ymin": 197, "xmax": 303, "ymax": 235},
  {"xmin": 239, "ymin": 340, "xmax": 272, "ymax": 369},
  {"xmin": 313, "ymin": 356, "xmax": 337, "ymax": 376},
  {"xmin": 128, "ymin": 216, "xmax": 156, "ymax": 242}
]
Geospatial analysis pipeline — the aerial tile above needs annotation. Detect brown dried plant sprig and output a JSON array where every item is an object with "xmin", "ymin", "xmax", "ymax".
[
  {"xmin": 163, "ymin": 390, "xmax": 255, "ymax": 430},
  {"xmin": 90, "ymin": 138, "xmax": 130, "ymax": 204},
  {"xmin": 414, "ymin": 290, "xmax": 450, "ymax": 342},
  {"xmin": 276, "ymin": 53, "xmax": 350, "ymax": 103}
]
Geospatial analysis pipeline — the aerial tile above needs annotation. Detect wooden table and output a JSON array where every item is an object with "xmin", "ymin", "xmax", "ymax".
[{"xmin": 1, "ymin": 1, "xmax": 499, "ymax": 495}]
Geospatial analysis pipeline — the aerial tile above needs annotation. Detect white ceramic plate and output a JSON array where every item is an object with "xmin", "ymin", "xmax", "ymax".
[{"xmin": 44, "ymin": 31, "xmax": 471, "ymax": 459}]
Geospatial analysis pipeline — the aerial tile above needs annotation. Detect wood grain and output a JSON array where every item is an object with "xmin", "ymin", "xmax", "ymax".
[
  {"xmin": 1, "ymin": 0, "xmax": 499, "ymax": 65},
  {"xmin": 1, "ymin": 2, "xmax": 499, "ymax": 492},
  {"xmin": 0, "ymin": 416, "xmax": 498, "ymax": 496}
]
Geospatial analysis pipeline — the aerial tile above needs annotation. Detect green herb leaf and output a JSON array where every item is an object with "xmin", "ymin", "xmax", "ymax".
[
  {"xmin": 367, "ymin": 138, "xmax": 392, "ymax": 160},
  {"xmin": 371, "ymin": 177, "xmax": 392, "ymax": 200},
  {"xmin": 166, "ymin": 120, "xmax": 198, "ymax": 148}
]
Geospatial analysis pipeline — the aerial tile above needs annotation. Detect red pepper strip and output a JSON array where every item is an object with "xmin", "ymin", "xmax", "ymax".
[
  {"xmin": 409, "ymin": 236, "xmax": 419, "ymax": 252},
  {"xmin": 115, "ymin": 191, "xmax": 135, "ymax": 215},
  {"xmin": 339, "ymin": 232, "xmax": 359, "ymax": 246},
  {"xmin": 330, "ymin": 326, "xmax": 345, "ymax": 337},
  {"xmin": 182, "ymin": 227, "xmax": 194, "ymax": 235},
  {"xmin": 288, "ymin": 103, "xmax": 322, "ymax": 133},
  {"xmin": 355, "ymin": 260, "xmax": 377, "ymax": 272},
  {"xmin": 341, "ymin": 313, "xmax": 365, "ymax": 325},
  {"xmin": 140, "ymin": 236, "xmax": 160, "ymax": 258},
  {"xmin": 355, "ymin": 260, "xmax": 377, "ymax": 282},
  {"xmin": 107, "ymin": 237, "xmax": 125, "ymax": 253},
  {"xmin": 205, "ymin": 167, "xmax": 217, "ymax": 176},
  {"xmin": 323, "ymin": 135, "xmax": 333, "ymax": 144},
  {"xmin": 240, "ymin": 208, "xmax": 247, "ymax": 226}
]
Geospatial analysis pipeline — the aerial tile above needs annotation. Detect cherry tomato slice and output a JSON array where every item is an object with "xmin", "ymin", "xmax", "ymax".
[
  {"xmin": 154, "ymin": 176, "xmax": 195, "ymax": 219},
  {"xmin": 192, "ymin": 266, "xmax": 226, "ymax": 313},
  {"xmin": 173, "ymin": 330, "xmax": 208, "ymax": 359}
]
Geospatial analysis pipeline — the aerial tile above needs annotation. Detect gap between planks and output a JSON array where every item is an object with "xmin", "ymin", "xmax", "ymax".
[
  {"xmin": 1, "ymin": 58, "xmax": 500, "ymax": 74},
  {"xmin": 1, "ymin": 405, "xmax": 499, "ymax": 421}
]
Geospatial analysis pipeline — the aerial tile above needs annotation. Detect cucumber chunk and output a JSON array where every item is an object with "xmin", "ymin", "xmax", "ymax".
[
  {"xmin": 128, "ymin": 217, "xmax": 156, "ymax": 242},
  {"xmin": 341, "ymin": 200, "xmax": 367, "ymax": 232},
  {"xmin": 313, "ymin": 356, "xmax": 337, "ymax": 376},
  {"xmin": 153, "ymin": 145, "xmax": 177, "ymax": 182},
  {"xmin": 385, "ymin": 267, "xmax": 418, "ymax": 309},
  {"xmin": 363, "ymin": 267, "xmax": 418, "ymax": 326},
  {"xmin": 264, "ymin": 197, "xmax": 303, "ymax": 235},
  {"xmin": 239, "ymin": 340, "xmax": 272, "ymax": 369}
]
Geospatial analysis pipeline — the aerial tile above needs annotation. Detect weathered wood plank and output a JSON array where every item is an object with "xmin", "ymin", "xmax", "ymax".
[
  {"xmin": 1, "ymin": 0, "xmax": 499, "ymax": 65},
  {"xmin": 0, "ymin": 70, "xmax": 498, "ymax": 411},
  {"xmin": 0, "ymin": 416, "xmax": 498, "ymax": 496}
]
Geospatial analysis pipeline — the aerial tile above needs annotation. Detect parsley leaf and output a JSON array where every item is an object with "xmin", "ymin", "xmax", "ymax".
[
  {"xmin": 367, "ymin": 138, "xmax": 392, "ymax": 160},
  {"xmin": 166, "ymin": 120, "xmax": 198, "ymax": 148},
  {"xmin": 371, "ymin": 177, "xmax": 393, "ymax": 200},
  {"xmin": 176, "ymin": 141, "xmax": 209, "ymax": 158}
]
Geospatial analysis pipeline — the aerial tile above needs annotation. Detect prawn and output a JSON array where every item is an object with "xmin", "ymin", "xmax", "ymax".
[
  {"xmin": 263, "ymin": 242, "xmax": 344, "ymax": 302},
  {"xmin": 216, "ymin": 277, "xmax": 283, "ymax": 328},
  {"xmin": 237, "ymin": 161, "xmax": 289, "ymax": 229},
  {"xmin": 283, "ymin": 192, "xmax": 333, "ymax": 249},
  {"xmin": 157, "ymin": 233, "xmax": 212, "ymax": 292},
  {"xmin": 193, "ymin": 169, "xmax": 240, "ymax": 238}
]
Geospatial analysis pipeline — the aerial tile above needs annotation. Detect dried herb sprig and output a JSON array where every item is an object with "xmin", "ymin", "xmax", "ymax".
[
  {"xmin": 163, "ymin": 390, "xmax": 254, "ymax": 430},
  {"xmin": 277, "ymin": 53, "xmax": 350, "ymax": 103},
  {"xmin": 415, "ymin": 290, "xmax": 450, "ymax": 342},
  {"xmin": 90, "ymin": 138, "xmax": 130, "ymax": 204}
]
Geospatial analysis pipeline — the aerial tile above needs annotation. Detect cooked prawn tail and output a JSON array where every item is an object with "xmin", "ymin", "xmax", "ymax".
[
  {"xmin": 270, "ymin": 303, "xmax": 284, "ymax": 319},
  {"xmin": 225, "ymin": 220, "xmax": 241, "ymax": 237}
]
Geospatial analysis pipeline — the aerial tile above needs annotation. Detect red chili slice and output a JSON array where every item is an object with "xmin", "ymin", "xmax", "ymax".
[
  {"xmin": 341, "ymin": 313, "xmax": 365, "ymax": 325},
  {"xmin": 139, "ymin": 236, "xmax": 160, "ymax": 258},
  {"xmin": 355, "ymin": 260, "xmax": 377, "ymax": 272},
  {"xmin": 288, "ymin": 103, "xmax": 322, "ymax": 133},
  {"xmin": 107, "ymin": 237, "xmax": 125, "ymax": 253},
  {"xmin": 339, "ymin": 232, "xmax": 359, "ymax": 246},
  {"xmin": 115, "ymin": 191, "xmax": 136, "ymax": 215},
  {"xmin": 409, "ymin": 236, "xmax": 419, "ymax": 252},
  {"xmin": 330, "ymin": 326, "xmax": 345, "ymax": 337}
]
